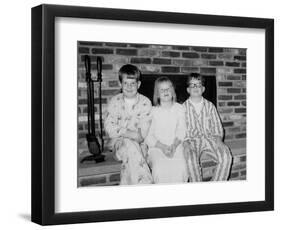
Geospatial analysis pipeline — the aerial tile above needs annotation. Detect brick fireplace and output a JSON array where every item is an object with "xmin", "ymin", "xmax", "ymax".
[{"xmin": 77, "ymin": 41, "xmax": 246, "ymax": 186}]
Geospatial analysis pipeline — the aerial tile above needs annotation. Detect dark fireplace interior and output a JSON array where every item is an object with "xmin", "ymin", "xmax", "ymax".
[{"xmin": 139, "ymin": 74, "xmax": 217, "ymax": 106}]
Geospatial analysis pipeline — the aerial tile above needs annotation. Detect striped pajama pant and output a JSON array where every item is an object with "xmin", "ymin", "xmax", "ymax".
[{"xmin": 184, "ymin": 137, "xmax": 232, "ymax": 182}]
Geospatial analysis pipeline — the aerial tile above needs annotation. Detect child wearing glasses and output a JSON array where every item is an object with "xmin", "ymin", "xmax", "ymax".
[
  {"xmin": 104, "ymin": 64, "xmax": 153, "ymax": 185},
  {"xmin": 145, "ymin": 77, "xmax": 188, "ymax": 183},
  {"xmin": 183, "ymin": 73, "xmax": 232, "ymax": 182}
]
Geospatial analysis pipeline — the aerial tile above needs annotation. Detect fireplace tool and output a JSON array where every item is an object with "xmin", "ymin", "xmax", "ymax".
[{"xmin": 80, "ymin": 55, "xmax": 105, "ymax": 163}]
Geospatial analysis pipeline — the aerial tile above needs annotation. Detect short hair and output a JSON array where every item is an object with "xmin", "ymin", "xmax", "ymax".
[
  {"xmin": 153, "ymin": 76, "xmax": 177, "ymax": 106},
  {"xmin": 186, "ymin": 73, "xmax": 205, "ymax": 87},
  {"xmin": 118, "ymin": 64, "xmax": 141, "ymax": 82}
]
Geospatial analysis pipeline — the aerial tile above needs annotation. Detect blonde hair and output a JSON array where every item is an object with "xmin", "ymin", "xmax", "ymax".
[{"xmin": 153, "ymin": 77, "xmax": 177, "ymax": 106}]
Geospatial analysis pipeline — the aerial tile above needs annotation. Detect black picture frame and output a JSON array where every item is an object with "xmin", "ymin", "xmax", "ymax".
[{"xmin": 31, "ymin": 4, "xmax": 274, "ymax": 225}]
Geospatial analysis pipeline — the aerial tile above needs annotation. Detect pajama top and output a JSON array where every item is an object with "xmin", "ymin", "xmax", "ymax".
[
  {"xmin": 145, "ymin": 102, "xmax": 187, "ymax": 147},
  {"xmin": 183, "ymin": 98, "xmax": 223, "ymax": 140},
  {"xmin": 104, "ymin": 93, "xmax": 152, "ymax": 148}
]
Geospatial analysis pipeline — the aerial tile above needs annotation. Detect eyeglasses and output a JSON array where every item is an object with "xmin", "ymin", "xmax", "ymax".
[{"xmin": 189, "ymin": 84, "xmax": 202, "ymax": 88}]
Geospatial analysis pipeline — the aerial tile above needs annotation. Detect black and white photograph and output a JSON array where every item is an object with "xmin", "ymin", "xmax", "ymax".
[
  {"xmin": 0, "ymin": 0, "xmax": 278, "ymax": 228},
  {"xmin": 77, "ymin": 41, "xmax": 247, "ymax": 187},
  {"xmin": 29, "ymin": 3, "xmax": 274, "ymax": 226}
]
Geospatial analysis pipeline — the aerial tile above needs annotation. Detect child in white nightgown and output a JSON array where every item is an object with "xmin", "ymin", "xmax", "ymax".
[{"xmin": 145, "ymin": 77, "xmax": 188, "ymax": 183}]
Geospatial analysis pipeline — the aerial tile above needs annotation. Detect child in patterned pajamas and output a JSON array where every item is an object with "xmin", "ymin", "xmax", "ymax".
[
  {"xmin": 183, "ymin": 73, "xmax": 232, "ymax": 182},
  {"xmin": 104, "ymin": 64, "xmax": 153, "ymax": 185}
]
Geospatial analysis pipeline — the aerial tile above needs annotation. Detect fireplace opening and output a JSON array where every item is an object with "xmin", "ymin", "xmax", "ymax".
[{"xmin": 139, "ymin": 74, "xmax": 217, "ymax": 106}]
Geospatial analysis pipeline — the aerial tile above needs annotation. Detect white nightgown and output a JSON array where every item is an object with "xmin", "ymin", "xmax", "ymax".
[{"xmin": 145, "ymin": 102, "xmax": 188, "ymax": 183}]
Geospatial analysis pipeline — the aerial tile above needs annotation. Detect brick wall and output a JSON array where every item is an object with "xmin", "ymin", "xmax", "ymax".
[{"xmin": 77, "ymin": 41, "xmax": 246, "ymax": 183}]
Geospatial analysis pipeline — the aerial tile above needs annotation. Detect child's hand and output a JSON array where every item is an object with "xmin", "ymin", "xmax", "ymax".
[
  {"xmin": 183, "ymin": 140, "xmax": 189, "ymax": 149},
  {"xmin": 163, "ymin": 145, "xmax": 173, "ymax": 158},
  {"xmin": 169, "ymin": 144, "xmax": 177, "ymax": 158},
  {"xmin": 214, "ymin": 137, "xmax": 225, "ymax": 149},
  {"xmin": 123, "ymin": 129, "xmax": 143, "ymax": 143},
  {"xmin": 114, "ymin": 139, "xmax": 124, "ymax": 151},
  {"xmin": 155, "ymin": 141, "xmax": 172, "ymax": 158},
  {"xmin": 182, "ymin": 140, "xmax": 192, "ymax": 153},
  {"xmin": 169, "ymin": 138, "xmax": 181, "ymax": 158}
]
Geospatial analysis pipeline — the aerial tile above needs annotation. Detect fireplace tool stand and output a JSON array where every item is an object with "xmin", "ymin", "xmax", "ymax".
[{"xmin": 80, "ymin": 55, "xmax": 105, "ymax": 163}]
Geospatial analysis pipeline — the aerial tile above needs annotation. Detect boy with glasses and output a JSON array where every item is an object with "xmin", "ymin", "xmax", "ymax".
[{"xmin": 183, "ymin": 73, "xmax": 232, "ymax": 182}]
